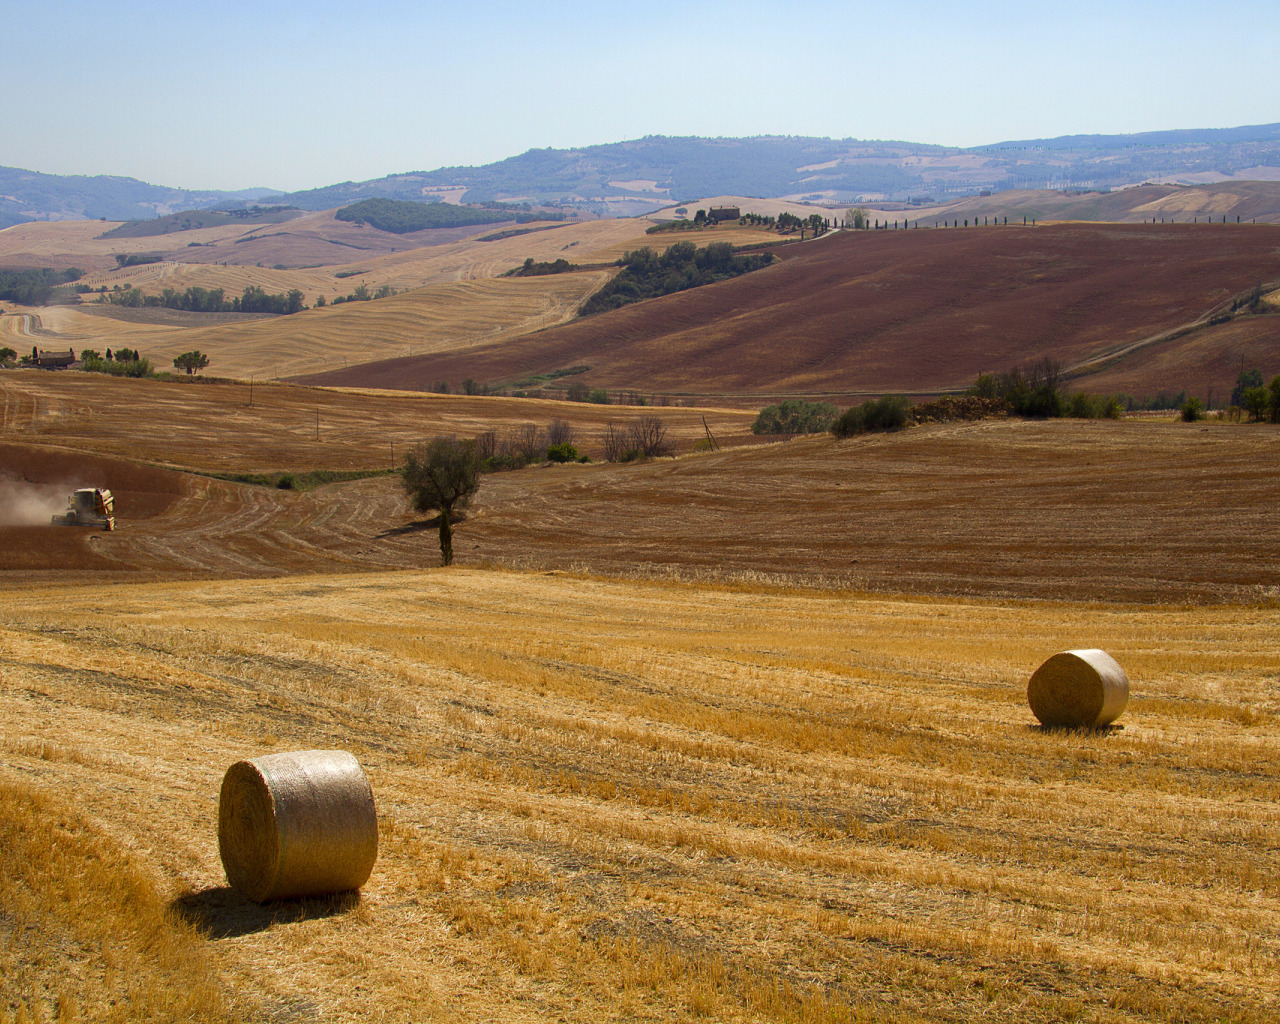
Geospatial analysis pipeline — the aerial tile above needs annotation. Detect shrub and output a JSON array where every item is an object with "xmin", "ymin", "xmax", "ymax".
[
  {"xmin": 751, "ymin": 399, "xmax": 837, "ymax": 435},
  {"xmin": 831, "ymin": 396, "xmax": 912, "ymax": 438},
  {"xmin": 1181, "ymin": 398, "xmax": 1205, "ymax": 422},
  {"xmin": 1066, "ymin": 392, "xmax": 1123, "ymax": 419},
  {"xmin": 1243, "ymin": 386, "xmax": 1269, "ymax": 422},
  {"xmin": 546, "ymin": 443, "xmax": 579, "ymax": 463}
]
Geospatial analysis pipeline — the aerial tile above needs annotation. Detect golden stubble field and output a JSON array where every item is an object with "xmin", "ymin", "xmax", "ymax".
[
  {"xmin": 0, "ymin": 217, "xmax": 785, "ymax": 382},
  {"xmin": 1, "ymin": 570, "xmax": 1277, "ymax": 1023},
  {"xmin": 2, "ymin": 373, "xmax": 1279, "ymax": 1022}
]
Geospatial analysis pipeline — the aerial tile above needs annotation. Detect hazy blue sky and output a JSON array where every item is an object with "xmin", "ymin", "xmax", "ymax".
[{"xmin": 3, "ymin": 0, "xmax": 1276, "ymax": 191}]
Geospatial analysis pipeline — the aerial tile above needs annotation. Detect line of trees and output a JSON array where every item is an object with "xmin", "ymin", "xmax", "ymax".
[
  {"xmin": 78, "ymin": 348, "xmax": 153, "ymax": 378},
  {"xmin": 104, "ymin": 284, "xmax": 306, "ymax": 315}
]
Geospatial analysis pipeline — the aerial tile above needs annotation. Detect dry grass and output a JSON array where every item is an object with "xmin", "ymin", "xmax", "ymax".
[
  {"xmin": 0, "ymin": 782, "xmax": 238, "ymax": 1023},
  {"xmin": 28, "ymin": 272, "xmax": 614, "ymax": 380},
  {"xmin": 1, "ymin": 569, "xmax": 1277, "ymax": 1022}
]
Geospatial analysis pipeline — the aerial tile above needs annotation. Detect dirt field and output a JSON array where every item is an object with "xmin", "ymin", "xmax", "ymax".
[
  {"xmin": 0, "ymin": 373, "xmax": 754, "ymax": 473},
  {"xmin": 300, "ymin": 224, "xmax": 1280, "ymax": 401},
  {"xmin": 2, "ymin": 569, "xmax": 1276, "ymax": 1022},
  {"xmin": 2, "ymin": 374, "xmax": 1277, "ymax": 603}
]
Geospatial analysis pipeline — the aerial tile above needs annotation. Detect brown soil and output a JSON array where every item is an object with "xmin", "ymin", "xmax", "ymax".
[
  {"xmin": 3, "ymin": 417, "xmax": 1276, "ymax": 605},
  {"xmin": 298, "ymin": 223, "xmax": 1280, "ymax": 401}
]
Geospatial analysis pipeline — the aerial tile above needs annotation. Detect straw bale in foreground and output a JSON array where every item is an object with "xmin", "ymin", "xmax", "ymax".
[
  {"xmin": 218, "ymin": 749, "xmax": 378, "ymax": 902},
  {"xmin": 1027, "ymin": 649, "xmax": 1129, "ymax": 728}
]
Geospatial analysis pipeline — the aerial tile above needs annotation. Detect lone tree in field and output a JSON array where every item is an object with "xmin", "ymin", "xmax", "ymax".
[
  {"xmin": 173, "ymin": 350, "xmax": 209, "ymax": 375},
  {"xmin": 401, "ymin": 436, "xmax": 483, "ymax": 566}
]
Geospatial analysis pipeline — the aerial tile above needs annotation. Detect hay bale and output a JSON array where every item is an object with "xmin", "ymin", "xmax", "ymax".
[
  {"xmin": 1027, "ymin": 649, "xmax": 1129, "ymax": 728},
  {"xmin": 218, "ymin": 749, "xmax": 378, "ymax": 902}
]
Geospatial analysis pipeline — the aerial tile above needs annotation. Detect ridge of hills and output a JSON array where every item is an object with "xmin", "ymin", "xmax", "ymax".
[{"xmin": 6, "ymin": 123, "xmax": 1280, "ymax": 225}]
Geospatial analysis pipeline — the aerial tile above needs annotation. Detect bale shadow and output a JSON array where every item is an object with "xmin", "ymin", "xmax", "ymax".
[
  {"xmin": 1026, "ymin": 723, "xmax": 1125, "ymax": 736},
  {"xmin": 171, "ymin": 886, "xmax": 360, "ymax": 939}
]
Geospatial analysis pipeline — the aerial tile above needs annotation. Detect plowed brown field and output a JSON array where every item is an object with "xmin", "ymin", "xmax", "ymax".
[
  {"xmin": 3, "ymin": 382, "xmax": 1277, "ymax": 604},
  {"xmin": 300, "ymin": 223, "xmax": 1280, "ymax": 402}
]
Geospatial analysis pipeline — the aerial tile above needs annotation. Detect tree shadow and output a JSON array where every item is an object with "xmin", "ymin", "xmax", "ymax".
[
  {"xmin": 378, "ymin": 510, "xmax": 466, "ymax": 539},
  {"xmin": 170, "ymin": 886, "xmax": 360, "ymax": 939},
  {"xmin": 378, "ymin": 517, "xmax": 439, "ymax": 538}
]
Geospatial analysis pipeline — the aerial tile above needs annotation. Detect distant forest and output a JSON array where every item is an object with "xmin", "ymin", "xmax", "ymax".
[
  {"xmin": 0, "ymin": 267, "xmax": 83, "ymax": 304},
  {"xmin": 334, "ymin": 199, "xmax": 516, "ymax": 234},
  {"xmin": 579, "ymin": 242, "xmax": 773, "ymax": 317}
]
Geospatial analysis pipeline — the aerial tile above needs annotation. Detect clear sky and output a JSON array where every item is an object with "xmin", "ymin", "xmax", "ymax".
[{"xmin": 2, "ymin": 0, "xmax": 1276, "ymax": 192}]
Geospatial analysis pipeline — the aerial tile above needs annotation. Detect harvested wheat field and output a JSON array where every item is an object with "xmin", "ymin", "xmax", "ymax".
[
  {"xmin": 24, "ymin": 271, "xmax": 615, "ymax": 381},
  {"xmin": 1, "ymin": 569, "xmax": 1277, "ymax": 1023},
  {"xmin": 0, "ymin": 373, "xmax": 753, "ymax": 473}
]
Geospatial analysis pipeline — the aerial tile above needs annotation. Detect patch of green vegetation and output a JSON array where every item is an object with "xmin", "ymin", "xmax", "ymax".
[
  {"xmin": 579, "ymin": 242, "xmax": 773, "ymax": 317},
  {"xmin": 334, "ymin": 198, "xmax": 514, "ymax": 234},
  {"xmin": 0, "ymin": 267, "xmax": 83, "ymax": 305},
  {"xmin": 504, "ymin": 257, "xmax": 576, "ymax": 277},
  {"xmin": 506, "ymin": 365, "xmax": 590, "ymax": 389},
  {"xmin": 752, "ymin": 399, "xmax": 837, "ymax": 435},
  {"xmin": 113, "ymin": 254, "xmax": 164, "ymax": 268},
  {"xmin": 98, "ymin": 206, "xmax": 302, "ymax": 239},
  {"xmin": 334, "ymin": 269, "xmax": 367, "ymax": 279},
  {"xmin": 198, "ymin": 468, "xmax": 396, "ymax": 491},
  {"xmin": 477, "ymin": 224, "xmax": 567, "ymax": 242},
  {"xmin": 831, "ymin": 395, "xmax": 913, "ymax": 437}
]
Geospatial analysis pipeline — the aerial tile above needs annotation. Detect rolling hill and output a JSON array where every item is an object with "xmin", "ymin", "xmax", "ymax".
[{"xmin": 297, "ymin": 222, "xmax": 1280, "ymax": 402}]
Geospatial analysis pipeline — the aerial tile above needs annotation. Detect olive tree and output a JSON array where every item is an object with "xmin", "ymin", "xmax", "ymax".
[{"xmin": 401, "ymin": 436, "xmax": 483, "ymax": 566}]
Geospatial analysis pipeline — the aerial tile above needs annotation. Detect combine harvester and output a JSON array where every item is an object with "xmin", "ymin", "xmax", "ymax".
[{"xmin": 51, "ymin": 488, "xmax": 115, "ymax": 531}]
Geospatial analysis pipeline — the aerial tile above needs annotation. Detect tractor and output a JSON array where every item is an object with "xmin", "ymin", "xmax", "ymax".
[{"xmin": 51, "ymin": 488, "xmax": 115, "ymax": 531}]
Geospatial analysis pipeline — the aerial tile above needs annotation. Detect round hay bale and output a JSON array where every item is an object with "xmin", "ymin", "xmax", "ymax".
[
  {"xmin": 1027, "ymin": 649, "xmax": 1129, "ymax": 728},
  {"xmin": 218, "ymin": 749, "xmax": 378, "ymax": 902}
]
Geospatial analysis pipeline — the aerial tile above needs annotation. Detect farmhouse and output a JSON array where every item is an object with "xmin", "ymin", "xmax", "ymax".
[
  {"xmin": 35, "ymin": 347, "xmax": 75, "ymax": 369},
  {"xmin": 709, "ymin": 206, "xmax": 740, "ymax": 221}
]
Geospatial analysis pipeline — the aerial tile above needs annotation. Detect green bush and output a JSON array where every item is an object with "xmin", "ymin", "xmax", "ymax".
[
  {"xmin": 751, "ymin": 399, "xmax": 837, "ymax": 435},
  {"xmin": 831, "ymin": 396, "xmax": 912, "ymax": 438},
  {"xmin": 546, "ymin": 443, "xmax": 579, "ymax": 463},
  {"xmin": 1181, "ymin": 398, "xmax": 1205, "ymax": 422}
]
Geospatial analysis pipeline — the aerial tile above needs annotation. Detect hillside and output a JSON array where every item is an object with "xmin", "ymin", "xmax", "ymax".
[
  {"xmin": 0, "ymin": 220, "xmax": 795, "ymax": 381},
  {"xmin": 298, "ymin": 223, "xmax": 1280, "ymax": 402}
]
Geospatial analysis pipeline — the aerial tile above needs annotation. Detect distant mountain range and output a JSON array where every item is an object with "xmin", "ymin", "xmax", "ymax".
[{"xmin": 5, "ymin": 123, "xmax": 1280, "ymax": 226}]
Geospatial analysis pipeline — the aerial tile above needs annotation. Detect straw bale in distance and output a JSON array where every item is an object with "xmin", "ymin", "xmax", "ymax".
[
  {"xmin": 218, "ymin": 749, "xmax": 378, "ymax": 902},
  {"xmin": 1027, "ymin": 649, "xmax": 1129, "ymax": 728}
]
